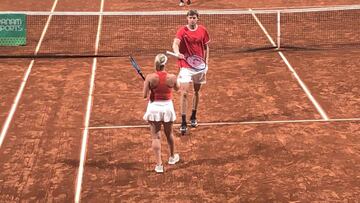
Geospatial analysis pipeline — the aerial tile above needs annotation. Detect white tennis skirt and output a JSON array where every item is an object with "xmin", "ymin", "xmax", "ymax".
[{"xmin": 143, "ymin": 100, "xmax": 176, "ymax": 122}]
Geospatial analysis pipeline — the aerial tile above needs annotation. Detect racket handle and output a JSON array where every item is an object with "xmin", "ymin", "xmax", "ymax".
[
  {"xmin": 139, "ymin": 72, "xmax": 145, "ymax": 81},
  {"xmin": 166, "ymin": 51, "xmax": 179, "ymax": 57}
]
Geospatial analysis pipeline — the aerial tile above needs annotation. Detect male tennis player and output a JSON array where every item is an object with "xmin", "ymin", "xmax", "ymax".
[
  {"xmin": 172, "ymin": 10, "xmax": 210, "ymax": 135},
  {"xmin": 143, "ymin": 54, "xmax": 180, "ymax": 173}
]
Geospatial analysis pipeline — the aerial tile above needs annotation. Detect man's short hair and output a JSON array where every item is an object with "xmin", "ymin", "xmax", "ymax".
[{"xmin": 187, "ymin": 10, "xmax": 199, "ymax": 18}]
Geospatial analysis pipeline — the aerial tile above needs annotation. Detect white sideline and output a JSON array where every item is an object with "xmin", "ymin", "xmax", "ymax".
[
  {"xmin": 0, "ymin": 0, "xmax": 59, "ymax": 148},
  {"xmin": 74, "ymin": 0, "xmax": 104, "ymax": 202},
  {"xmin": 249, "ymin": 9, "xmax": 329, "ymax": 121},
  {"xmin": 87, "ymin": 118, "xmax": 360, "ymax": 130}
]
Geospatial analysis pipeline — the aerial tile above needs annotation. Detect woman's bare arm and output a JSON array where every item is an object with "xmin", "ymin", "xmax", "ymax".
[{"xmin": 143, "ymin": 75, "xmax": 151, "ymax": 99}]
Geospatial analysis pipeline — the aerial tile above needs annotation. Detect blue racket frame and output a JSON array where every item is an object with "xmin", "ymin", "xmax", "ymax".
[{"xmin": 129, "ymin": 56, "xmax": 145, "ymax": 80}]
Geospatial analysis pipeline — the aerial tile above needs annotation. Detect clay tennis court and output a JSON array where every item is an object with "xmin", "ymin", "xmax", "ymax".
[{"xmin": 0, "ymin": 0, "xmax": 360, "ymax": 202}]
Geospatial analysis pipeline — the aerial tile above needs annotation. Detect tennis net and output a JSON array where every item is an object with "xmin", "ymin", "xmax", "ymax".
[{"xmin": 0, "ymin": 5, "xmax": 359, "ymax": 58}]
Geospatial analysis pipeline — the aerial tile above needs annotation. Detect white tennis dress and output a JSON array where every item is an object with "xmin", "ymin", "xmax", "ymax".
[
  {"xmin": 143, "ymin": 71, "xmax": 176, "ymax": 122},
  {"xmin": 143, "ymin": 100, "xmax": 176, "ymax": 122}
]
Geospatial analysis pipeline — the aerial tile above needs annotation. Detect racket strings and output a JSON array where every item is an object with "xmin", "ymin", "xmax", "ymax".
[{"xmin": 187, "ymin": 55, "xmax": 206, "ymax": 70}]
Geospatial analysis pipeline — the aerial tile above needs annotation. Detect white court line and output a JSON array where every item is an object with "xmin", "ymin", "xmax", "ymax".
[
  {"xmin": 249, "ymin": 9, "xmax": 329, "ymax": 121},
  {"xmin": 74, "ymin": 0, "xmax": 104, "ymax": 202},
  {"xmin": 0, "ymin": 0, "xmax": 59, "ymax": 148},
  {"xmin": 87, "ymin": 117, "xmax": 360, "ymax": 130}
]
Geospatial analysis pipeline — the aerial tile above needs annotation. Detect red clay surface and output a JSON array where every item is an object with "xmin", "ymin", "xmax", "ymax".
[
  {"xmin": 0, "ymin": 0, "xmax": 54, "ymax": 11},
  {"xmin": 0, "ymin": 0, "xmax": 360, "ymax": 202},
  {"xmin": 0, "ymin": 59, "xmax": 91, "ymax": 202},
  {"xmin": 55, "ymin": 0, "xmax": 101, "ymax": 12},
  {"xmin": 0, "ymin": 59, "xmax": 30, "ymax": 128},
  {"xmin": 91, "ymin": 53, "xmax": 321, "ymax": 127},
  {"xmin": 81, "ymin": 123, "xmax": 360, "ymax": 202},
  {"xmin": 284, "ymin": 50, "xmax": 360, "ymax": 118}
]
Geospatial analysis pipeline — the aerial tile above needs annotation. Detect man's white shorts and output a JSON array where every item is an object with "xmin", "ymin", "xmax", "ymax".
[
  {"xmin": 143, "ymin": 100, "xmax": 176, "ymax": 122},
  {"xmin": 177, "ymin": 65, "xmax": 208, "ymax": 84}
]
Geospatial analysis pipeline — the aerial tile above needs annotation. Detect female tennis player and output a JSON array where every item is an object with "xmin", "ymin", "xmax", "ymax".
[
  {"xmin": 172, "ymin": 9, "xmax": 210, "ymax": 135},
  {"xmin": 143, "ymin": 53, "xmax": 180, "ymax": 173}
]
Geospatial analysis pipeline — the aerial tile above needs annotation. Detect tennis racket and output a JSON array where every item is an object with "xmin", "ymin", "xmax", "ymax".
[
  {"xmin": 129, "ymin": 55, "xmax": 155, "ymax": 102},
  {"xmin": 166, "ymin": 51, "xmax": 207, "ymax": 71},
  {"xmin": 129, "ymin": 55, "xmax": 145, "ymax": 80}
]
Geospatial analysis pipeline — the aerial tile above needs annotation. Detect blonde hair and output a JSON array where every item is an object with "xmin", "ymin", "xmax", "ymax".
[{"xmin": 154, "ymin": 53, "xmax": 168, "ymax": 71}]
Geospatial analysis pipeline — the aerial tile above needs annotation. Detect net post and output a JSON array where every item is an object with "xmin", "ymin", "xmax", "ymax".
[{"xmin": 276, "ymin": 10, "xmax": 281, "ymax": 50}]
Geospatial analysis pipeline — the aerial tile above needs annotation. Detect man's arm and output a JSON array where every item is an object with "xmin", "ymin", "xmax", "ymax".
[
  {"xmin": 205, "ymin": 44, "xmax": 209, "ymax": 64},
  {"xmin": 172, "ymin": 38, "xmax": 185, "ymax": 59},
  {"xmin": 172, "ymin": 38, "xmax": 181, "ymax": 55}
]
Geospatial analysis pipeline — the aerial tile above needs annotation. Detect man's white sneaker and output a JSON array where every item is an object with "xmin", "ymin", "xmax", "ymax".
[
  {"xmin": 190, "ymin": 118, "xmax": 198, "ymax": 127},
  {"xmin": 180, "ymin": 124, "xmax": 188, "ymax": 135},
  {"xmin": 154, "ymin": 164, "xmax": 164, "ymax": 173},
  {"xmin": 179, "ymin": 2, "xmax": 185, "ymax": 6},
  {"xmin": 168, "ymin": 154, "xmax": 180, "ymax": 165}
]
